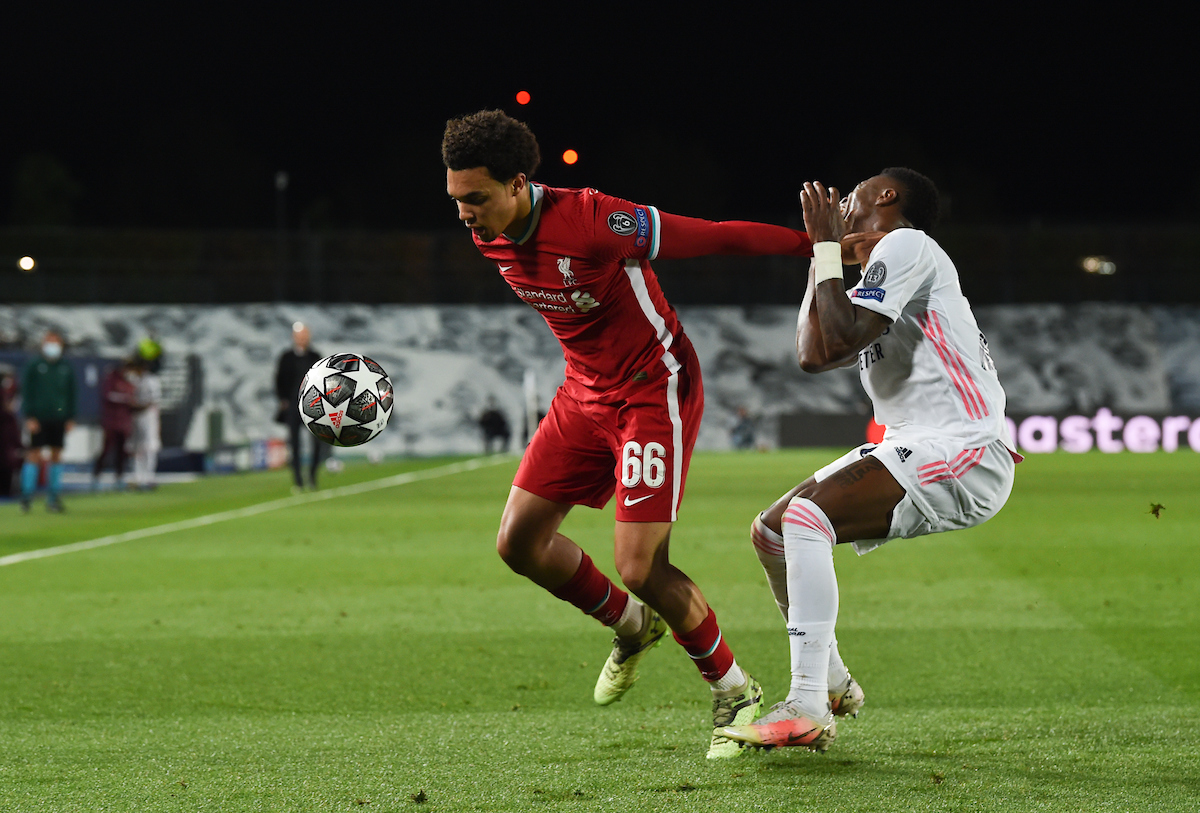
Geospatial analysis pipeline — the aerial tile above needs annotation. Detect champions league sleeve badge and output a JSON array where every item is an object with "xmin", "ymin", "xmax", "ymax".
[
  {"xmin": 863, "ymin": 261, "xmax": 887, "ymax": 288},
  {"xmin": 607, "ymin": 211, "xmax": 637, "ymax": 236}
]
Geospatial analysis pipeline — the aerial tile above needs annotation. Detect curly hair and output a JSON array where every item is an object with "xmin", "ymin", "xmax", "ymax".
[
  {"xmin": 881, "ymin": 167, "xmax": 940, "ymax": 232},
  {"xmin": 442, "ymin": 110, "xmax": 541, "ymax": 181}
]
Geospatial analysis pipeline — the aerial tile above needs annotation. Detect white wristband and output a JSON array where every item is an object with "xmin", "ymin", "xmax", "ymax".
[{"xmin": 812, "ymin": 241, "xmax": 843, "ymax": 284}]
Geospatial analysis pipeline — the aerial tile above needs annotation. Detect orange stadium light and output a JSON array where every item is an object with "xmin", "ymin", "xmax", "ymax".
[
  {"xmin": 562, "ymin": 149, "xmax": 579, "ymax": 165},
  {"xmin": 515, "ymin": 90, "xmax": 531, "ymax": 105}
]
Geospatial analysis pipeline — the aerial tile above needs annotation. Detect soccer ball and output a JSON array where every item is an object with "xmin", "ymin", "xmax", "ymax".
[{"xmin": 298, "ymin": 352, "xmax": 394, "ymax": 447}]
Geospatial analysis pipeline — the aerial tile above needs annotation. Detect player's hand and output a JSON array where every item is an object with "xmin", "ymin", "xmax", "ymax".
[
  {"xmin": 841, "ymin": 231, "xmax": 886, "ymax": 265},
  {"xmin": 25, "ymin": 417, "xmax": 40, "ymax": 435},
  {"xmin": 799, "ymin": 181, "xmax": 847, "ymax": 244},
  {"xmin": 65, "ymin": 420, "xmax": 75, "ymax": 434}
]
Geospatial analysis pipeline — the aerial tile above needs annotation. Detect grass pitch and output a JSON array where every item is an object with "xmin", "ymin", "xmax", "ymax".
[{"xmin": 1, "ymin": 451, "xmax": 1197, "ymax": 812}]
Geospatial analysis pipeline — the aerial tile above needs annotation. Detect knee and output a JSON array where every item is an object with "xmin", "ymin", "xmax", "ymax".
[
  {"xmin": 613, "ymin": 552, "xmax": 654, "ymax": 597},
  {"xmin": 495, "ymin": 520, "xmax": 544, "ymax": 575},
  {"xmin": 495, "ymin": 525, "xmax": 523, "ymax": 569}
]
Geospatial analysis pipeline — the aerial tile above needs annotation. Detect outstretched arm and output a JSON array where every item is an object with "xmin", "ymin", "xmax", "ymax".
[
  {"xmin": 795, "ymin": 182, "xmax": 891, "ymax": 373},
  {"xmin": 655, "ymin": 212, "xmax": 813, "ymax": 260}
]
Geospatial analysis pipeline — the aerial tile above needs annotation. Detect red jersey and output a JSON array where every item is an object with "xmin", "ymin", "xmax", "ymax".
[
  {"xmin": 473, "ymin": 184, "xmax": 678, "ymax": 398},
  {"xmin": 473, "ymin": 184, "xmax": 812, "ymax": 400}
]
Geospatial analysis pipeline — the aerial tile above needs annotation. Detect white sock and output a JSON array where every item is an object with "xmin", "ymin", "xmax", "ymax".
[
  {"xmin": 750, "ymin": 514, "xmax": 789, "ymax": 620},
  {"xmin": 756, "ymin": 513, "xmax": 852, "ymax": 691},
  {"xmin": 610, "ymin": 596, "xmax": 643, "ymax": 639},
  {"xmin": 782, "ymin": 497, "xmax": 839, "ymax": 719},
  {"xmin": 828, "ymin": 636, "xmax": 851, "ymax": 690},
  {"xmin": 711, "ymin": 660, "xmax": 747, "ymax": 693}
]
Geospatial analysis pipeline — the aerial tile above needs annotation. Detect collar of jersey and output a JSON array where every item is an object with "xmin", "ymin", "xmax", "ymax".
[{"xmin": 510, "ymin": 183, "xmax": 544, "ymax": 245}]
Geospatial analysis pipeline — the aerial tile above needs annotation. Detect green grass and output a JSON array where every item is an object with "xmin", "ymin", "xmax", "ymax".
[{"xmin": 1, "ymin": 451, "xmax": 1198, "ymax": 812}]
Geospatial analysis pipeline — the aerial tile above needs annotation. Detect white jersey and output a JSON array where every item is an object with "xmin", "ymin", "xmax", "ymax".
[
  {"xmin": 847, "ymin": 228, "xmax": 1008, "ymax": 449},
  {"xmin": 133, "ymin": 372, "xmax": 162, "ymax": 454}
]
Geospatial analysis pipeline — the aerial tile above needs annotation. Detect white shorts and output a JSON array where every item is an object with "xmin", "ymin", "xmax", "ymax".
[{"xmin": 813, "ymin": 430, "xmax": 1017, "ymax": 555}]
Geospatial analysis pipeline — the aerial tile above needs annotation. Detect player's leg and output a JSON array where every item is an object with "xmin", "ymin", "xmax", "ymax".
[
  {"xmin": 20, "ymin": 446, "xmax": 42, "ymax": 512},
  {"xmin": 46, "ymin": 437, "xmax": 66, "ymax": 512},
  {"xmin": 288, "ymin": 420, "xmax": 304, "ymax": 490},
  {"xmin": 131, "ymin": 434, "xmax": 147, "ymax": 488},
  {"xmin": 496, "ymin": 485, "xmax": 586, "ymax": 590},
  {"xmin": 728, "ymin": 453, "xmax": 902, "ymax": 750},
  {"xmin": 497, "ymin": 485, "xmax": 652, "ymax": 653},
  {"xmin": 307, "ymin": 430, "xmax": 322, "ymax": 489},
  {"xmin": 92, "ymin": 430, "xmax": 110, "ymax": 482},
  {"xmin": 612, "ymin": 519, "xmax": 762, "ymax": 758},
  {"xmin": 498, "ymin": 394, "xmax": 656, "ymax": 687},
  {"xmin": 749, "ymin": 492, "xmax": 857, "ymax": 713},
  {"xmin": 114, "ymin": 430, "xmax": 128, "ymax": 489}
]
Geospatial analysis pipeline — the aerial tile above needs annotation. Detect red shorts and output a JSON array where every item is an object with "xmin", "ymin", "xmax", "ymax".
[{"xmin": 514, "ymin": 352, "xmax": 704, "ymax": 523}]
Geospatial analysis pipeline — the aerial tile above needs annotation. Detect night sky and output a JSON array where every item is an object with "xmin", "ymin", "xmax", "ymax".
[{"xmin": 3, "ymin": 9, "xmax": 1191, "ymax": 232}]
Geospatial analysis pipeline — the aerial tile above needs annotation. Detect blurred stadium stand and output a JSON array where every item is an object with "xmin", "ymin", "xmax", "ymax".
[{"xmin": 2, "ymin": 224, "xmax": 1194, "ymax": 305}]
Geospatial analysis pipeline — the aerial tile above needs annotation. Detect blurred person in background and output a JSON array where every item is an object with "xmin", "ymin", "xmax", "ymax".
[
  {"xmin": 479, "ymin": 396, "xmax": 511, "ymax": 454},
  {"xmin": 131, "ymin": 341, "xmax": 163, "ymax": 491},
  {"xmin": 92, "ymin": 357, "xmax": 138, "ymax": 490},
  {"xmin": 730, "ymin": 407, "xmax": 756, "ymax": 450},
  {"xmin": 0, "ymin": 367, "xmax": 22, "ymax": 498},
  {"xmin": 20, "ymin": 330, "xmax": 76, "ymax": 513},
  {"xmin": 275, "ymin": 321, "xmax": 323, "ymax": 492}
]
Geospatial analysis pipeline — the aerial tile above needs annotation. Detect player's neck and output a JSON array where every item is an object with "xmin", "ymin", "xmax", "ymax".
[{"xmin": 502, "ymin": 184, "xmax": 535, "ymax": 241}]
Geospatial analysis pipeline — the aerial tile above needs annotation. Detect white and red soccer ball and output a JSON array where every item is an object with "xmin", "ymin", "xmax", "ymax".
[{"xmin": 298, "ymin": 353, "xmax": 394, "ymax": 447}]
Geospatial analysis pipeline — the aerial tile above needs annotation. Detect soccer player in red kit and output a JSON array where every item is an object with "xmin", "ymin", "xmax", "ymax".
[{"xmin": 442, "ymin": 110, "xmax": 813, "ymax": 758}]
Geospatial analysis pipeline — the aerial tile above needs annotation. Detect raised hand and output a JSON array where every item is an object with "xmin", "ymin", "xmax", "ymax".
[{"xmin": 799, "ymin": 181, "xmax": 846, "ymax": 244}]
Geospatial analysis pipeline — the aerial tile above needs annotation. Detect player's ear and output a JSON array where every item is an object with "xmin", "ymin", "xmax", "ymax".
[
  {"xmin": 509, "ymin": 173, "xmax": 528, "ymax": 197},
  {"xmin": 876, "ymin": 186, "xmax": 900, "ymax": 208}
]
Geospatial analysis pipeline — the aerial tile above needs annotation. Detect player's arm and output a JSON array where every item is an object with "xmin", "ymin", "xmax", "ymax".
[
  {"xmin": 655, "ymin": 213, "xmax": 813, "ymax": 259},
  {"xmin": 796, "ymin": 182, "xmax": 891, "ymax": 373}
]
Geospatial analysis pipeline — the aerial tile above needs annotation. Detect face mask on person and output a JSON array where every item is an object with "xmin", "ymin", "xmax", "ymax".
[{"xmin": 42, "ymin": 342, "xmax": 62, "ymax": 361}]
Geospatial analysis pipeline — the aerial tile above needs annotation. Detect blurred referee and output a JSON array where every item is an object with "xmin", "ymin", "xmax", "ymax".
[
  {"xmin": 20, "ymin": 330, "xmax": 76, "ymax": 513},
  {"xmin": 275, "ymin": 321, "xmax": 323, "ymax": 492}
]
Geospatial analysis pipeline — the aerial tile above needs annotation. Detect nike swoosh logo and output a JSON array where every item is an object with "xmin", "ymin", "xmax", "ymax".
[
  {"xmin": 498, "ymin": 265, "xmax": 513, "ymax": 272},
  {"xmin": 623, "ymin": 494, "xmax": 654, "ymax": 507}
]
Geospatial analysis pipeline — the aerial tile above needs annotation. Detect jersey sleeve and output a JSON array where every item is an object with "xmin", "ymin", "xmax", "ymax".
[
  {"xmin": 847, "ymin": 228, "xmax": 930, "ymax": 322},
  {"xmin": 583, "ymin": 190, "xmax": 662, "ymax": 263},
  {"xmin": 582, "ymin": 190, "xmax": 813, "ymax": 263},
  {"xmin": 655, "ymin": 213, "xmax": 812, "ymax": 260}
]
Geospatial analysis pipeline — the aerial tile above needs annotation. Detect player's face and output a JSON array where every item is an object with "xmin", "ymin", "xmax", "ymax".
[
  {"xmin": 446, "ymin": 167, "xmax": 522, "ymax": 242},
  {"xmin": 841, "ymin": 176, "xmax": 896, "ymax": 232}
]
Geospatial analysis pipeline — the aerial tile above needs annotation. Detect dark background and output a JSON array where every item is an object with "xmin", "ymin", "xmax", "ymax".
[{"xmin": 2, "ymin": 8, "xmax": 1192, "ymax": 233}]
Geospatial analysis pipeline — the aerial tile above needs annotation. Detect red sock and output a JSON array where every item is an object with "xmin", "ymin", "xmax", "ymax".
[
  {"xmin": 549, "ymin": 553, "xmax": 629, "ymax": 626},
  {"xmin": 673, "ymin": 607, "xmax": 735, "ymax": 682}
]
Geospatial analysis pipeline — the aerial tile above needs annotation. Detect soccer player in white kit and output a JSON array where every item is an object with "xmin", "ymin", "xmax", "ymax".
[{"xmin": 722, "ymin": 169, "xmax": 1021, "ymax": 753}]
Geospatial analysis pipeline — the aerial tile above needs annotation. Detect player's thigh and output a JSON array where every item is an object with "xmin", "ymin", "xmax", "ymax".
[
  {"xmin": 611, "ymin": 369, "xmax": 702, "ymax": 524},
  {"xmin": 761, "ymin": 444, "xmax": 886, "ymax": 536},
  {"xmin": 497, "ymin": 485, "xmax": 574, "ymax": 555},
  {"xmin": 803, "ymin": 451, "xmax": 905, "ymax": 541},
  {"xmin": 895, "ymin": 437, "xmax": 1016, "ymax": 535},
  {"xmin": 31, "ymin": 420, "xmax": 65, "ymax": 450},
  {"xmin": 826, "ymin": 434, "xmax": 1016, "ymax": 546},
  {"xmin": 760, "ymin": 476, "xmax": 817, "ymax": 533}
]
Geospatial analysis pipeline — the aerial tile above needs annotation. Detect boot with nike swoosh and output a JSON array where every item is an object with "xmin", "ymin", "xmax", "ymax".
[{"xmin": 720, "ymin": 698, "xmax": 836, "ymax": 753}]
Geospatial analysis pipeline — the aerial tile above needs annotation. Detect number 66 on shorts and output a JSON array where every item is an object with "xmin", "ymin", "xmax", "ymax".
[{"xmin": 621, "ymin": 441, "xmax": 666, "ymax": 488}]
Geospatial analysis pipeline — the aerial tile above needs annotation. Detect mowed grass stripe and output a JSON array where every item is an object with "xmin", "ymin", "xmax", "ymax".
[
  {"xmin": 0, "ymin": 455, "xmax": 511, "ymax": 568},
  {"xmin": 1, "ymin": 450, "xmax": 1197, "ymax": 812}
]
